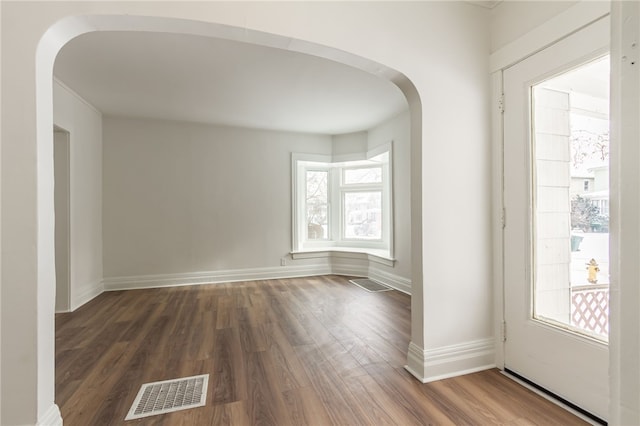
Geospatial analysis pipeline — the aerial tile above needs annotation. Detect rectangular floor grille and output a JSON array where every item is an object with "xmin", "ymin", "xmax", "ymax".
[
  {"xmin": 125, "ymin": 374, "xmax": 208, "ymax": 421},
  {"xmin": 349, "ymin": 278, "xmax": 392, "ymax": 293}
]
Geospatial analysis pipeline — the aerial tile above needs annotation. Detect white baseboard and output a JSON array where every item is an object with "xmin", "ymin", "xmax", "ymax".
[
  {"xmin": 55, "ymin": 281, "xmax": 105, "ymax": 313},
  {"xmin": 38, "ymin": 403, "xmax": 62, "ymax": 426},
  {"xmin": 70, "ymin": 280, "xmax": 104, "ymax": 311},
  {"xmin": 330, "ymin": 258, "xmax": 411, "ymax": 294},
  {"xmin": 103, "ymin": 264, "xmax": 332, "ymax": 291},
  {"xmin": 369, "ymin": 265, "xmax": 411, "ymax": 294},
  {"xmin": 405, "ymin": 338, "xmax": 495, "ymax": 383},
  {"xmin": 102, "ymin": 263, "xmax": 411, "ymax": 295},
  {"xmin": 331, "ymin": 263, "xmax": 368, "ymax": 279}
]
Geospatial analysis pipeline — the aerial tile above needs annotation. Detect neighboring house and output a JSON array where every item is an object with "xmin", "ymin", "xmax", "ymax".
[
  {"xmin": 584, "ymin": 165, "xmax": 610, "ymax": 217},
  {"xmin": 570, "ymin": 171, "xmax": 595, "ymax": 197},
  {"xmin": 572, "ymin": 165, "xmax": 610, "ymax": 220}
]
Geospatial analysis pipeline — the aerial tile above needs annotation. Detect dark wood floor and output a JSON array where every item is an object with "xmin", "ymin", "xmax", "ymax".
[{"xmin": 56, "ymin": 275, "xmax": 587, "ymax": 425}]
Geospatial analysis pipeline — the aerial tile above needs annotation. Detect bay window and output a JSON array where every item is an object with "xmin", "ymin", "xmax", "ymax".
[{"xmin": 292, "ymin": 145, "xmax": 392, "ymax": 258}]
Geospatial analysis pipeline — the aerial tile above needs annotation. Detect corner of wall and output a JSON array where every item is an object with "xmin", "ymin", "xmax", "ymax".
[
  {"xmin": 53, "ymin": 78, "xmax": 105, "ymax": 313},
  {"xmin": 405, "ymin": 339, "xmax": 496, "ymax": 383},
  {"xmin": 70, "ymin": 281, "xmax": 104, "ymax": 312},
  {"xmin": 38, "ymin": 403, "xmax": 62, "ymax": 426}
]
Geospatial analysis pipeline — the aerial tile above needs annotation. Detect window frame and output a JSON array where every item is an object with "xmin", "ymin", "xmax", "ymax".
[
  {"xmin": 291, "ymin": 144, "xmax": 393, "ymax": 257},
  {"xmin": 340, "ymin": 165, "xmax": 384, "ymax": 242}
]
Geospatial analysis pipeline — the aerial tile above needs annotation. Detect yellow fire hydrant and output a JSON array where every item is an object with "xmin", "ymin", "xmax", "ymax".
[{"xmin": 586, "ymin": 258, "xmax": 600, "ymax": 284}]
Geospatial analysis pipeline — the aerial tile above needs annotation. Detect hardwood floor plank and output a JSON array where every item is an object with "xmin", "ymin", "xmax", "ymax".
[
  {"xmin": 237, "ymin": 307, "xmax": 268, "ymax": 353},
  {"xmin": 343, "ymin": 374, "xmax": 408, "ymax": 425},
  {"xmin": 446, "ymin": 372, "xmax": 524, "ymax": 423},
  {"xmin": 87, "ymin": 368, "xmax": 141, "ymax": 426},
  {"xmin": 367, "ymin": 366, "xmax": 458, "ymax": 425},
  {"xmin": 56, "ymin": 275, "xmax": 589, "ymax": 426},
  {"xmin": 210, "ymin": 328, "xmax": 248, "ymax": 404},
  {"xmin": 266, "ymin": 291, "xmax": 315, "ymax": 347},
  {"xmin": 192, "ymin": 310, "xmax": 218, "ymax": 361},
  {"xmin": 118, "ymin": 301, "xmax": 162, "ymax": 342},
  {"xmin": 294, "ymin": 344, "xmax": 372, "ymax": 425},
  {"xmin": 60, "ymin": 341, "xmax": 135, "ymax": 425},
  {"xmin": 427, "ymin": 378, "xmax": 499, "ymax": 424},
  {"xmin": 316, "ymin": 339, "xmax": 369, "ymax": 379},
  {"xmin": 215, "ymin": 294, "xmax": 236, "ymax": 330},
  {"xmin": 276, "ymin": 291, "xmax": 337, "ymax": 346},
  {"xmin": 477, "ymin": 370, "xmax": 588, "ymax": 425},
  {"xmin": 281, "ymin": 386, "xmax": 333, "ymax": 426},
  {"xmin": 262, "ymin": 321, "xmax": 312, "ymax": 391},
  {"xmin": 209, "ymin": 400, "xmax": 251, "ymax": 426},
  {"xmin": 197, "ymin": 290, "xmax": 218, "ymax": 312},
  {"xmin": 245, "ymin": 351, "xmax": 293, "ymax": 426},
  {"xmin": 56, "ymin": 320, "xmax": 131, "ymax": 386}
]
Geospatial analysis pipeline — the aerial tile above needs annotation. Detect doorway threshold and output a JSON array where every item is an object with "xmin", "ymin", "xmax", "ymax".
[{"xmin": 502, "ymin": 369, "xmax": 606, "ymax": 426}]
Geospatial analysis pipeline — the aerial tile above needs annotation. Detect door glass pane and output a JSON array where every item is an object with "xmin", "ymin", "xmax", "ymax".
[{"xmin": 532, "ymin": 55, "xmax": 609, "ymax": 342}]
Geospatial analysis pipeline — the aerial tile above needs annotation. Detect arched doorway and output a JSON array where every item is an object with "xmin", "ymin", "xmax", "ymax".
[{"xmin": 33, "ymin": 14, "xmax": 423, "ymax": 424}]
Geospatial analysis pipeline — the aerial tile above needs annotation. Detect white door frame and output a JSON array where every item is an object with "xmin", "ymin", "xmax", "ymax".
[
  {"xmin": 490, "ymin": 2, "xmax": 611, "ymax": 373},
  {"xmin": 503, "ymin": 18, "xmax": 609, "ymax": 417},
  {"xmin": 490, "ymin": 3, "xmax": 640, "ymax": 422}
]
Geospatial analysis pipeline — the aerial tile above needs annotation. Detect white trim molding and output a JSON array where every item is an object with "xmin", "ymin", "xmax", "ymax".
[
  {"xmin": 38, "ymin": 404, "xmax": 63, "ymax": 426},
  {"xmin": 405, "ymin": 338, "xmax": 495, "ymax": 383},
  {"xmin": 102, "ymin": 262, "xmax": 411, "ymax": 295},
  {"xmin": 368, "ymin": 264, "xmax": 411, "ymax": 294},
  {"xmin": 490, "ymin": 1, "xmax": 610, "ymax": 72},
  {"xmin": 291, "ymin": 249, "xmax": 395, "ymax": 267},
  {"xmin": 103, "ymin": 264, "xmax": 331, "ymax": 291},
  {"xmin": 53, "ymin": 77, "xmax": 102, "ymax": 116},
  {"xmin": 69, "ymin": 280, "xmax": 105, "ymax": 312},
  {"xmin": 491, "ymin": 68, "xmax": 506, "ymax": 370}
]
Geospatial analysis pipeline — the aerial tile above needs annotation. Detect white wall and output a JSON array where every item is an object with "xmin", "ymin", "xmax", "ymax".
[
  {"xmin": 332, "ymin": 131, "xmax": 367, "ymax": 158},
  {"xmin": 490, "ymin": 1, "xmax": 578, "ymax": 52},
  {"xmin": 368, "ymin": 111, "xmax": 411, "ymax": 281},
  {"xmin": 414, "ymin": 4, "xmax": 492, "ymax": 365},
  {"xmin": 103, "ymin": 116, "xmax": 331, "ymax": 278},
  {"xmin": 102, "ymin": 113, "xmax": 413, "ymax": 290},
  {"xmin": 1, "ymin": 2, "xmax": 492, "ymax": 424},
  {"xmin": 489, "ymin": 1, "xmax": 610, "ymax": 72},
  {"xmin": 53, "ymin": 81, "xmax": 103, "ymax": 311}
]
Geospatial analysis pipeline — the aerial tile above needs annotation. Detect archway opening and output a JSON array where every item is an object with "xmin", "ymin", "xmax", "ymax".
[{"xmin": 37, "ymin": 14, "xmax": 423, "ymax": 424}]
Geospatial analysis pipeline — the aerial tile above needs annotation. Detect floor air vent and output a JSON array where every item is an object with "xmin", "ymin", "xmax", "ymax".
[
  {"xmin": 349, "ymin": 278, "xmax": 392, "ymax": 293},
  {"xmin": 125, "ymin": 374, "xmax": 208, "ymax": 421}
]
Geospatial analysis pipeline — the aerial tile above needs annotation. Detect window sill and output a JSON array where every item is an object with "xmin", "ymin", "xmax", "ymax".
[{"xmin": 290, "ymin": 248, "xmax": 395, "ymax": 267}]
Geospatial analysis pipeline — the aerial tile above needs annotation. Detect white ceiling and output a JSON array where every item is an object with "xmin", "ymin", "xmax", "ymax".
[
  {"xmin": 539, "ymin": 55, "xmax": 610, "ymax": 100},
  {"xmin": 54, "ymin": 31, "xmax": 408, "ymax": 135}
]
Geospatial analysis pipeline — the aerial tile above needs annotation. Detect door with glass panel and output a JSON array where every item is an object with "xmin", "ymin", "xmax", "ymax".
[{"xmin": 503, "ymin": 18, "xmax": 609, "ymax": 420}]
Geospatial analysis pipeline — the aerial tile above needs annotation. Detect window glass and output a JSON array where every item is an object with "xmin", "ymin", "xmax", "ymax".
[
  {"xmin": 343, "ymin": 167, "xmax": 382, "ymax": 184},
  {"xmin": 343, "ymin": 191, "xmax": 382, "ymax": 240},
  {"xmin": 306, "ymin": 170, "xmax": 328, "ymax": 240}
]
